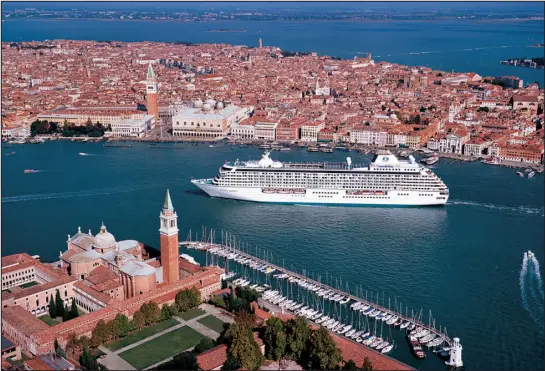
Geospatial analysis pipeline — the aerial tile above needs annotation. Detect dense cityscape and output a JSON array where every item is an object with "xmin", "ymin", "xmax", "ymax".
[
  {"xmin": 2, "ymin": 39, "xmax": 544, "ymax": 167},
  {"xmin": 1, "ymin": 2, "xmax": 544, "ymax": 371}
]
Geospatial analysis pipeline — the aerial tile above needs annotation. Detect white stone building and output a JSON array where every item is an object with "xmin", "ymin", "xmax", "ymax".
[
  {"xmin": 254, "ymin": 121, "xmax": 278, "ymax": 141},
  {"xmin": 172, "ymin": 99, "xmax": 251, "ymax": 138},
  {"xmin": 300, "ymin": 121, "xmax": 325, "ymax": 142},
  {"xmin": 107, "ymin": 115, "xmax": 155, "ymax": 138},
  {"xmin": 230, "ymin": 123, "xmax": 255, "ymax": 139}
]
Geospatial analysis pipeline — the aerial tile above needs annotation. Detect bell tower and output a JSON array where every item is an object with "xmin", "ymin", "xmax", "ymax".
[
  {"xmin": 146, "ymin": 63, "xmax": 159, "ymax": 122},
  {"xmin": 159, "ymin": 188, "xmax": 179, "ymax": 284}
]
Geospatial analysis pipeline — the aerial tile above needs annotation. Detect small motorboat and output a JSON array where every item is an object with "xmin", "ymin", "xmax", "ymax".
[
  {"xmin": 79, "ymin": 152, "xmax": 89, "ymax": 156},
  {"xmin": 24, "ymin": 169, "xmax": 39, "ymax": 173},
  {"xmin": 527, "ymin": 171, "xmax": 535, "ymax": 178},
  {"xmin": 5, "ymin": 151, "xmax": 16, "ymax": 156},
  {"xmin": 516, "ymin": 171, "xmax": 524, "ymax": 177},
  {"xmin": 528, "ymin": 250, "xmax": 535, "ymax": 259}
]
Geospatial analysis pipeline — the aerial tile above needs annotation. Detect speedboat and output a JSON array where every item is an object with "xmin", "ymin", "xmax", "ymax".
[
  {"xmin": 528, "ymin": 250, "xmax": 535, "ymax": 259},
  {"xmin": 516, "ymin": 171, "xmax": 524, "ymax": 177}
]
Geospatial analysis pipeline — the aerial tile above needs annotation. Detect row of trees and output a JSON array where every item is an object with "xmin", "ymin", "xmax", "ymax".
[
  {"xmin": 89, "ymin": 288, "xmax": 201, "ymax": 348},
  {"xmin": 48, "ymin": 289, "xmax": 79, "ymax": 322},
  {"xmin": 30, "ymin": 119, "xmax": 110, "ymax": 137}
]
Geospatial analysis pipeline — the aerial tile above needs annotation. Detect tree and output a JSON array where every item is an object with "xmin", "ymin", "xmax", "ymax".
[
  {"xmin": 343, "ymin": 359, "xmax": 358, "ymax": 370},
  {"xmin": 211, "ymin": 296, "xmax": 227, "ymax": 309},
  {"xmin": 160, "ymin": 304, "xmax": 173, "ymax": 322},
  {"xmin": 285, "ymin": 316, "xmax": 311, "ymax": 363},
  {"xmin": 90, "ymin": 320, "xmax": 108, "ymax": 348},
  {"xmin": 66, "ymin": 333, "xmax": 79, "ymax": 358},
  {"xmin": 175, "ymin": 290, "xmax": 190, "ymax": 312},
  {"xmin": 104, "ymin": 320, "xmax": 116, "ymax": 342},
  {"xmin": 55, "ymin": 290, "xmax": 64, "ymax": 320},
  {"xmin": 420, "ymin": 106, "xmax": 426, "ymax": 112},
  {"xmin": 140, "ymin": 302, "xmax": 161, "ymax": 325},
  {"xmin": 307, "ymin": 327, "xmax": 342, "ymax": 370},
  {"xmin": 187, "ymin": 287, "xmax": 202, "ymax": 308},
  {"xmin": 381, "ymin": 105, "xmax": 386, "ymax": 111},
  {"xmin": 222, "ymin": 355, "xmax": 241, "ymax": 370},
  {"xmin": 362, "ymin": 357, "xmax": 373, "ymax": 370},
  {"xmin": 477, "ymin": 106, "xmax": 489, "ymax": 112},
  {"xmin": 132, "ymin": 310, "xmax": 146, "ymax": 330},
  {"xmin": 234, "ymin": 310, "xmax": 256, "ymax": 328},
  {"xmin": 172, "ymin": 351, "xmax": 198, "ymax": 370},
  {"xmin": 70, "ymin": 299, "xmax": 79, "ymax": 319},
  {"xmin": 54, "ymin": 338, "xmax": 60, "ymax": 351},
  {"xmin": 48, "ymin": 294, "xmax": 57, "ymax": 318},
  {"xmin": 225, "ymin": 323, "xmax": 264, "ymax": 370},
  {"xmin": 194, "ymin": 337, "xmax": 215, "ymax": 354},
  {"xmin": 80, "ymin": 346, "xmax": 90, "ymax": 369},
  {"xmin": 263, "ymin": 317, "xmax": 286, "ymax": 361},
  {"xmin": 113, "ymin": 314, "xmax": 131, "ymax": 338},
  {"xmin": 63, "ymin": 304, "xmax": 70, "ymax": 322}
]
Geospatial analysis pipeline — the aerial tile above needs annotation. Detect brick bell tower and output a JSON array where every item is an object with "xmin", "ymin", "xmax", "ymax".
[
  {"xmin": 146, "ymin": 63, "xmax": 159, "ymax": 122},
  {"xmin": 159, "ymin": 188, "xmax": 179, "ymax": 284}
]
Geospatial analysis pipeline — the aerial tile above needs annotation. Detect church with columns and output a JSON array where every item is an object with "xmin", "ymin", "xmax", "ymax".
[{"xmin": 59, "ymin": 189, "xmax": 184, "ymax": 306}]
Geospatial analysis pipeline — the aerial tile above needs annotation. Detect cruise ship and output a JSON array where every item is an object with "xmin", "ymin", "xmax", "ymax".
[{"xmin": 191, "ymin": 150, "xmax": 449, "ymax": 206}]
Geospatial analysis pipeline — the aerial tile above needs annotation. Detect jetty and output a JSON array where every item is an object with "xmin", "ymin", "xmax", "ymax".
[{"xmin": 180, "ymin": 229, "xmax": 463, "ymax": 368}]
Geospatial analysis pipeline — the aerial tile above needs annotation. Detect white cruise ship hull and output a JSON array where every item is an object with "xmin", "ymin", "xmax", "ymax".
[{"xmin": 192, "ymin": 180, "xmax": 448, "ymax": 206}]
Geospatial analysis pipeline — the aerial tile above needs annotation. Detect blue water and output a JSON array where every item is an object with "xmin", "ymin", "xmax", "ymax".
[
  {"xmin": 2, "ymin": 19, "xmax": 544, "ymax": 85},
  {"xmin": 2, "ymin": 141, "xmax": 544, "ymax": 370}
]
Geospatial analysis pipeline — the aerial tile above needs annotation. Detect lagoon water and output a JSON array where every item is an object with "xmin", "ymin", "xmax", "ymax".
[
  {"xmin": 2, "ymin": 18, "xmax": 544, "ymax": 85},
  {"xmin": 2, "ymin": 141, "xmax": 544, "ymax": 370}
]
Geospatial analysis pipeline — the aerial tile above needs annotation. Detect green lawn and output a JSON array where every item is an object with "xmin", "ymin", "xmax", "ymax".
[
  {"xmin": 197, "ymin": 315, "xmax": 226, "ymax": 333},
  {"xmin": 119, "ymin": 326, "xmax": 206, "ymax": 369},
  {"xmin": 19, "ymin": 281, "xmax": 38, "ymax": 289},
  {"xmin": 179, "ymin": 307, "xmax": 206, "ymax": 321},
  {"xmin": 105, "ymin": 319, "xmax": 178, "ymax": 351},
  {"xmin": 38, "ymin": 314, "xmax": 59, "ymax": 326}
]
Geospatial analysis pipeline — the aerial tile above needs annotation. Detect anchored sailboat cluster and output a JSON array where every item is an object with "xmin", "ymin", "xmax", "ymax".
[{"xmin": 181, "ymin": 228, "xmax": 463, "ymax": 367}]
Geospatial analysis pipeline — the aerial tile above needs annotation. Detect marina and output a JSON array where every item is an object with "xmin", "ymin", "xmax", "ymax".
[{"xmin": 180, "ymin": 229, "xmax": 463, "ymax": 368}]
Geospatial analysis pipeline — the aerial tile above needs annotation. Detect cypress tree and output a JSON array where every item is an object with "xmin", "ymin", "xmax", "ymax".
[
  {"xmin": 63, "ymin": 304, "xmax": 70, "ymax": 322},
  {"xmin": 55, "ymin": 289, "xmax": 64, "ymax": 319},
  {"xmin": 70, "ymin": 300, "xmax": 79, "ymax": 319},
  {"xmin": 48, "ymin": 294, "xmax": 57, "ymax": 318}
]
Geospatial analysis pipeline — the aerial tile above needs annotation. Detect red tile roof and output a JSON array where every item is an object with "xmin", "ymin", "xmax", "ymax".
[{"xmin": 196, "ymin": 344, "xmax": 228, "ymax": 370}]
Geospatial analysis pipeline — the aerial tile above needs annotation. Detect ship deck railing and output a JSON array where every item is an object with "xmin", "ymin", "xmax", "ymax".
[
  {"xmin": 183, "ymin": 241, "xmax": 453, "ymax": 347},
  {"xmin": 225, "ymin": 161, "xmax": 367, "ymax": 170}
]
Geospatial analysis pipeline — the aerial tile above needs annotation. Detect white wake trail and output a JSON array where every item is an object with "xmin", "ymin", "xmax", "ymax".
[
  {"xmin": 530, "ymin": 256, "xmax": 544, "ymax": 299},
  {"xmin": 520, "ymin": 253, "xmax": 529, "ymax": 311}
]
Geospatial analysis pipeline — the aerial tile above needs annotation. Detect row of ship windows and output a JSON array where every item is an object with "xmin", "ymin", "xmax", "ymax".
[
  {"xmin": 344, "ymin": 196, "xmax": 389, "ymax": 199},
  {"xmin": 419, "ymin": 194, "xmax": 433, "ymax": 197},
  {"xmin": 314, "ymin": 191, "xmax": 339, "ymax": 195},
  {"xmin": 218, "ymin": 181, "xmax": 441, "ymax": 189}
]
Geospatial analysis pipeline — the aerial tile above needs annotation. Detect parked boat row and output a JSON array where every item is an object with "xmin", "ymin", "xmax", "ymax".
[{"xmin": 179, "ymin": 234, "xmax": 455, "ymax": 363}]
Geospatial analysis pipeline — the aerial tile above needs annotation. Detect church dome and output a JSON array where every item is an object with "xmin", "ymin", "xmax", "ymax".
[
  {"xmin": 194, "ymin": 99, "xmax": 203, "ymax": 108},
  {"xmin": 216, "ymin": 102, "xmax": 224, "ymax": 110},
  {"xmin": 93, "ymin": 223, "xmax": 117, "ymax": 251},
  {"xmin": 202, "ymin": 103, "xmax": 212, "ymax": 111}
]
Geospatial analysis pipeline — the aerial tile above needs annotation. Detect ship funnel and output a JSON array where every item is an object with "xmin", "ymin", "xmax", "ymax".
[{"xmin": 409, "ymin": 155, "xmax": 415, "ymax": 164}]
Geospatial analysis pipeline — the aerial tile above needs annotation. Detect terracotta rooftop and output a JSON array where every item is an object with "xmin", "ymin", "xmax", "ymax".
[
  {"xmin": 196, "ymin": 344, "xmax": 228, "ymax": 370},
  {"xmin": 13, "ymin": 276, "xmax": 77, "ymax": 300},
  {"xmin": 2, "ymin": 305, "xmax": 49, "ymax": 338}
]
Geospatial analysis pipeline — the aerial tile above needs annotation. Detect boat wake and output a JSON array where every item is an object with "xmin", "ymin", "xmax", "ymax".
[
  {"xmin": 520, "ymin": 253, "xmax": 544, "ymax": 335},
  {"xmin": 1, "ymin": 184, "xmax": 162, "ymax": 203},
  {"xmin": 529, "ymin": 255, "xmax": 545, "ymax": 299},
  {"xmin": 447, "ymin": 200, "xmax": 544, "ymax": 216}
]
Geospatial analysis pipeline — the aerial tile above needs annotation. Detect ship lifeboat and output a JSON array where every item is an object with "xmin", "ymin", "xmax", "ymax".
[
  {"xmin": 292, "ymin": 189, "xmax": 306, "ymax": 194},
  {"xmin": 277, "ymin": 189, "xmax": 291, "ymax": 194},
  {"xmin": 262, "ymin": 188, "xmax": 276, "ymax": 194}
]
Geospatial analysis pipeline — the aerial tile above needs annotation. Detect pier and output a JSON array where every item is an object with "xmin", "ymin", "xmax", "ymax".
[{"xmin": 181, "ymin": 230, "xmax": 459, "ymax": 358}]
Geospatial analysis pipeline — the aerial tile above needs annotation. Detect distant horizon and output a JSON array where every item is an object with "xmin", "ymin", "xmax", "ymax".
[{"xmin": 3, "ymin": 1, "xmax": 544, "ymax": 13}]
